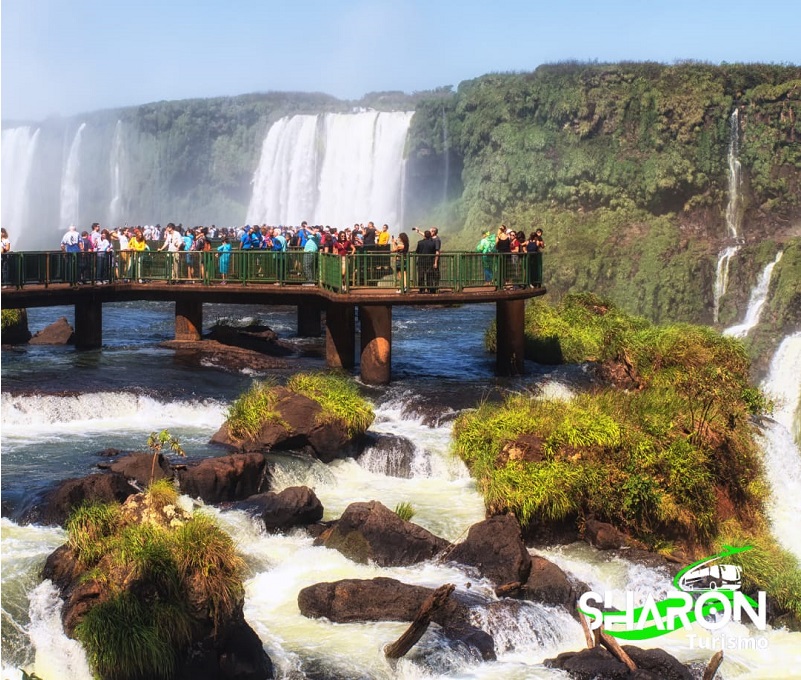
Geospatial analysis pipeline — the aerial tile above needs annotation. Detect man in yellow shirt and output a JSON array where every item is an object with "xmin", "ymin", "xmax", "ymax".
[{"xmin": 377, "ymin": 224, "xmax": 391, "ymax": 246}]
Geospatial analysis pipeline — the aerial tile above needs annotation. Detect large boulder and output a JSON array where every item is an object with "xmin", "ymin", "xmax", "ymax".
[
  {"xmin": 447, "ymin": 514, "xmax": 531, "ymax": 586},
  {"xmin": 298, "ymin": 577, "xmax": 495, "ymax": 660},
  {"xmin": 211, "ymin": 387, "xmax": 362, "ymax": 463},
  {"xmin": 104, "ymin": 452, "xmax": 173, "ymax": 486},
  {"xmin": 521, "ymin": 555, "xmax": 575, "ymax": 608},
  {"xmin": 177, "ymin": 453, "xmax": 269, "ymax": 504},
  {"xmin": 234, "ymin": 486, "xmax": 324, "ymax": 532},
  {"xmin": 584, "ymin": 518, "xmax": 637, "ymax": 550},
  {"xmin": 32, "ymin": 473, "xmax": 138, "ymax": 526},
  {"xmin": 319, "ymin": 501, "xmax": 449, "ymax": 567},
  {"xmin": 29, "ymin": 316, "xmax": 75, "ymax": 345}
]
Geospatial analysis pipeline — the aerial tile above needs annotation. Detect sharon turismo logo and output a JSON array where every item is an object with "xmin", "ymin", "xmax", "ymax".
[{"xmin": 578, "ymin": 546, "xmax": 767, "ymax": 641}]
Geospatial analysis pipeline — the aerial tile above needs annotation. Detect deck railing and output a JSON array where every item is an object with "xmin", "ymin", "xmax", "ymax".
[{"xmin": 0, "ymin": 250, "xmax": 543, "ymax": 292}]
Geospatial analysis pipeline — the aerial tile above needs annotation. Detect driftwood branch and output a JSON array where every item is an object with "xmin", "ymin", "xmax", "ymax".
[
  {"xmin": 577, "ymin": 610, "xmax": 595, "ymax": 649},
  {"xmin": 384, "ymin": 584, "xmax": 455, "ymax": 659},
  {"xmin": 702, "ymin": 650, "xmax": 724, "ymax": 680},
  {"xmin": 599, "ymin": 628, "xmax": 637, "ymax": 672},
  {"xmin": 494, "ymin": 581, "xmax": 523, "ymax": 597}
]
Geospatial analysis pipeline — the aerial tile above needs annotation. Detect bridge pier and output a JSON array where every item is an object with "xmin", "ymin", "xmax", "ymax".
[
  {"xmin": 496, "ymin": 298, "xmax": 525, "ymax": 376},
  {"xmin": 359, "ymin": 304, "xmax": 392, "ymax": 385},
  {"xmin": 325, "ymin": 302, "xmax": 355, "ymax": 369},
  {"xmin": 297, "ymin": 302, "xmax": 322, "ymax": 337},
  {"xmin": 175, "ymin": 299, "xmax": 202, "ymax": 341},
  {"xmin": 75, "ymin": 297, "xmax": 103, "ymax": 349}
]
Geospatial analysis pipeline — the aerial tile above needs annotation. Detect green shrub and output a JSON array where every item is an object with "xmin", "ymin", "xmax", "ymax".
[
  {"xmin": 394, "ymin": 502, "xmax": 416, "ymax": 522},
  {"xmin": 225, "ymin": 379, "xmax": 279, "ymax": 440}
]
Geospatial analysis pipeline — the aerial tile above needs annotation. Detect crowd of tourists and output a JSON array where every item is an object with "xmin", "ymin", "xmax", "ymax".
[{"xmin": 40, "ymin": 219, "xmax": 544, "ymax": 290}]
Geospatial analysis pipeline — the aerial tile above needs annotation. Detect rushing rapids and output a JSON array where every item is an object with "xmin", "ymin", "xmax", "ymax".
[{"xmin": 2, "ymin": 301, "xmax": 801, "ymax": 679}]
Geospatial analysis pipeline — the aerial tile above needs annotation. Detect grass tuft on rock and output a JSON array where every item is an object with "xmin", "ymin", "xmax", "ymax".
[
  {"xmin": 225, "ymin": 379, "xmax": 279, "ymax": 440},
  {"xmin": 286, "ymin": 371, "xmax": 375, "ymax": 436},
  {"xmin": 67, "ymin": 499, "xmax": 245, "ymax": 680}
]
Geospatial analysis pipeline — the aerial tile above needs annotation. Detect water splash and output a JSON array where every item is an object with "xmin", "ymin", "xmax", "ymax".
[
  {"xmin": 247, "ymin": 111, "xmax": 413, "ymax": 228},
  {"xmin": 713, "ymin": 245, "xmax": 741, "ymax": 323},
  {"xmin": 762, "ymin": 332, "xmax": 801, "ymax": 440},
  {"xmin": 723, "ymin": 251, "xmax": 783, "ymax": 338}
]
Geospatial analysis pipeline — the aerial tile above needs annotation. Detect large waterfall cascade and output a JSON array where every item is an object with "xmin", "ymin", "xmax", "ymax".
[
  {"xmin": 247, "ymin": 110, "xmax": 413, "ymax": 228},
  {"xmin": 107, "ymin": 120, "xmax": 126, "ymax": 227},
  {"xmin": 1, "ymin": 127, "xmax": 40, "ymax": 246},
  {"xmin": 713, "ymin": 244, "xmax": 741, "ymax": 323},
  {"xmin": 723, "ymin": 250, "xmax": 783, "ymax": 338},
  {"xmin": 759, "ymin": 332, "xmax": 801, "ymax": 562},
  {"xmin": 58, "ymin": 123, "xmax": 87, "ymax": 230}
]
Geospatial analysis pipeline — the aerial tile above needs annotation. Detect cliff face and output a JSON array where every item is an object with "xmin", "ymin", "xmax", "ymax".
[{"xmin": 405, "ymin": 63, "xmax": 801, "ymax": 354}]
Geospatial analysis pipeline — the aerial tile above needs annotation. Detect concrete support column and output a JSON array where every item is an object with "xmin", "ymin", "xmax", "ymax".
[
  {"xmin": 297, "ymin": 302, "xmax": 322, "ymax": 337},
  {"xmin": 325, "ymin": 302, "xmax": 355, "ymax": 369},
  {"xmin": 359, "ymin": 304, "xmax": 392, "ymax": 385},
  {"xmin": 175, "ymin": 299, "xmax": 202, "ymax": 341},
  {"xmin": 75, "ymin": 297, "xmax": 103, "ymax": 349},
  {"xmin": 496, "ymin": 298, "xmax": 525, "ymax": 376}
]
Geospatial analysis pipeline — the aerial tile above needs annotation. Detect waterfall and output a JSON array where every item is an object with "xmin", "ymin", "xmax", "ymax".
[
  {"xmin": 59, "ymin": 123, "xmax": 87, "ymax": 229},
  {"xmin": 1, "ymin": 127, "xmax": 40, "ymax": 246},
  {"xmin": 723, "ymin": 250, "xmax": 783, "ymax": 338},
  {"xmin": 762, "ymin": 332, "xmax": 801, "ymax": 444},
  {"xmin": 247, "ymin": 111, "xmax": 413, "ymax": 228},
  {"xmin": 725, "ymin": 109, "xmax": 742, "ymax": 239},
  {"xmin": 758, "ymin": 335, "xmax": 801, "ymax": 561},
  {"xmin": 712, "ymin": 245, "xmax": 740, "ymax": 323},
  {"xmin": 107, "ymin": 120, "xmax": 125, "ymax": 227}
]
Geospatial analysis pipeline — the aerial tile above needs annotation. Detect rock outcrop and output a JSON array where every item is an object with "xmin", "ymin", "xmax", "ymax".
[
  {"xmin": 32, "ymin": 473, "xmax": 138, "ymax": 526},
  {"xmin": 234, "ymin": 486, "xmax": 324, "ymax": 532},
  {"xmin": 318, "ymin": 500, "xmax": 450, "ymax": 567},
  {"xmin": 446, "ymin": 514, "xmax": 531, "ymax": 586},
  {"xmin": 211, "ymin": 387, "xmax": 366, "ymax": 463},
  {"xmin": 298, "ymin": 577, "xmax": 495, "ymax": 660},
  {"xmin": 29, "ymin": 316, "xmax": 75, "ymax": 345},
  {"xmin": 545, "ymin": 645, "xmax": 693, "ymax": 679},
  {"xmin": 177, "ymin": 453, "xmax": 270, "ymax": 503}
]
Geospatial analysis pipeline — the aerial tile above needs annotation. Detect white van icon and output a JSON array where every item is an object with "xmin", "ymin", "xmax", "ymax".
[{"xmin": 679, "ymin": 563, "xmax": 742, "ymax": 592}]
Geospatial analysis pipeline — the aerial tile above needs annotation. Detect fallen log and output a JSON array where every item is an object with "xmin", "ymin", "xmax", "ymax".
[
  {"xmin": 577, "ymin": 610, "xmax": 595, "ymax": 650},
  {"xmin": 494, "ymin": 581, "xmax": 523, "ymax": 597},
  {"xmin": 702, "ymin": 650, "xmax": 724, "ymax": 680},
  {"xmin": 599, "ymin": 628, "xmax": 637, "ymax": 672},
  {"xmin": 384, "ymin": 583, "xmax": 455, "ymax": 659}
]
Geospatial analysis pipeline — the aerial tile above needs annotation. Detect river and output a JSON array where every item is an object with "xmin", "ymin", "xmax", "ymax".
[{"xmin": 2, "ymin": 302, "xmax": 800, "ymax": 679}]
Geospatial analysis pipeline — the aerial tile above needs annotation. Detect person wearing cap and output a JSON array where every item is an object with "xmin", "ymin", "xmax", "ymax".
[{"xmin": 60, "ymin": 225, "xmax": 81, "ymax": 252}]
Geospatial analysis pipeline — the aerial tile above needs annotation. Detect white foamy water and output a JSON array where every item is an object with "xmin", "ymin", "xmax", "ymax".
[
  {"xmin": 59, "ymin": 123, "xmax": 86, "ymax": 229},
  {"xmin": 247, "ymin": 110, "xmax": 413, "ymax": 228},
  {"xmin": 1, "ymin": 126, "xmax": 40, "ymax": 248},
  {"xmin": 0, "ymin": 392, "xmax": 227, "ymax": 443},
  {"xmin": 724, "ymin": 251, "xmax": 783, "ymax": 338},
  {"xmin": 762, "ymin": 332, "xmax": 801, "ymax": 440}
]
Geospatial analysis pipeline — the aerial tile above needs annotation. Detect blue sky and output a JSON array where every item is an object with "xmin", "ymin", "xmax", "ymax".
[{"xmin": 1, "ymin": 0, "xmax": 798, "ymax": 122}]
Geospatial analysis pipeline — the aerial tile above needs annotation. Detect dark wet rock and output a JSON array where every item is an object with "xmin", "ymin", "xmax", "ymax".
[
  {"xmin": 319, "ymin": 500, "xmax": 450, "ymax": 567},
  {"xmin": 545, "ymin": 645, "xmax": 692, "ymax": 679},
  {"xmin": 42, "ymin": 544, "xmax": 84, "ymax": 595},
  {"xmin": 177, "ymin": 453, "xmax": 270, "ymax": 504},
  {"xmin": 234, "ymin": 486, "xmax": 324, "ymax": 532},
  {"xmin": 447, "ymin": 514, "xmax": 531, "ymax": 586},
  {"xmin": 29, "ymin": 316, "xmax": 74, "ymax": 345},
  {"xmin": 585, "ymin": 518, "xmax": 637, "ymax": 550},
  {"xmin": 96, "ymin": 447, "xmax": 126, "ymax": 457},
  {"xmin": 207, "ymin": 322, "xmax": 295, "ymax": 357},
  {"xmin": 30, "ymin": 473, "xmax": 137, "ymax": 526},
  {"xmin": 107, "ymin": 452, "xmax": 173, "ymax": 486},
  {"xmin": 178, "ymin": 618, "xmax": 275, "ymax": 680},
  {"xmin": 521, "ymin": 555, "xmax": 575, "ymax": 607},
  {"xmin": 357, "ymin": 432, "xmax": 418, "ymax": 478},
  {"xmin": 1, "ymin": 308, "xmax": 32, "ymax": 344},
  {"xmin": 160, "ymin": 339, "xmax": 289, "ymax": 372},
  {"xmin": 522, "ymin": 516, "xmax": 582, "ymax": 546},
  {"xmin": 211, "ymin": 387, "xmax": 367, "ymax": 463},
  {"xmin": 298, "ymin": 577, "xmax": 495, "ymax": 661}
]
